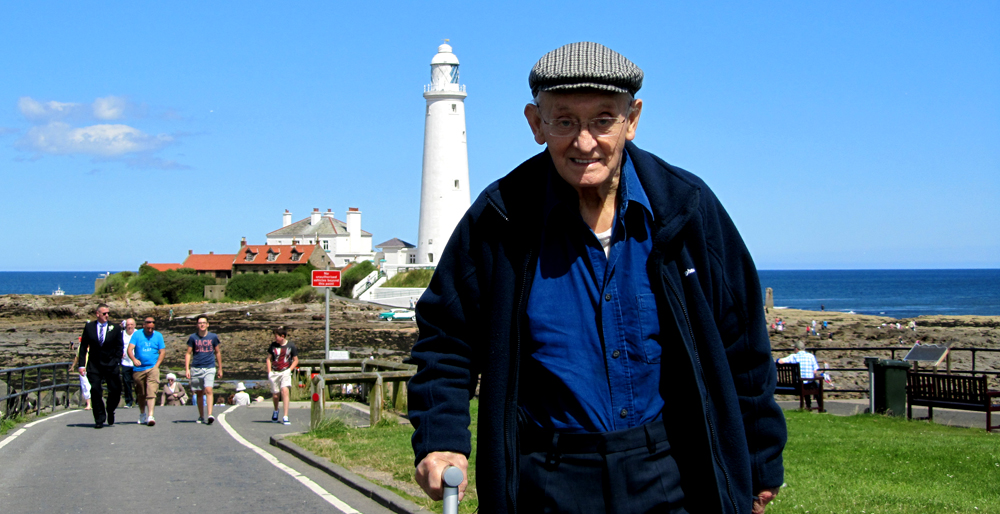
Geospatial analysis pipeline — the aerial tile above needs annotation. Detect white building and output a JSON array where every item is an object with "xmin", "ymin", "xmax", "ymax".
[
  {"xmin": 266, "ymin": 208, "xmax": 375, "ymax": 267},
  {"xmin": 416, "ymin": 42, "xmax": 471, "ymax": 266}
]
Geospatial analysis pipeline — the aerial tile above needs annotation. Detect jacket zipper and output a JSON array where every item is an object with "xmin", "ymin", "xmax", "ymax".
[{"xmin": 663, "ymin": 272, "xmax": 738, "ymax": 513}]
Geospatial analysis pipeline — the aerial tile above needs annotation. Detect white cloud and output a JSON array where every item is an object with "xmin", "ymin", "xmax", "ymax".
[
  {"xmin": 18, "ymin": 97, "xmax": 82, "ymax": 120},
  {"xmin": 92, "ymin": 95, "xmax": 127, "ymax": 120},
  {"xmin": 19, "ymin": 121, "xmax": 172, "ymax": 156}
]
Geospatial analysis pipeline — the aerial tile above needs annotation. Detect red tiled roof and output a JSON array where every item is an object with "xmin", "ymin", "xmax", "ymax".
[
  {"xmin": 147, "ymin": 263, "xmax": 182, "ymax": 272},
  {"xmin": 236, "ymin": 245, "xmax": 317, "ymax": 265},
  {"xmin": 182, "ymin": 253, "xmax": 236, "ymax": 271}
]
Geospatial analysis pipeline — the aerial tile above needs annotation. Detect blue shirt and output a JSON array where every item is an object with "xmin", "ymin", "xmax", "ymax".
[
  {"xmin": 521, "ymin": 151, "xmax": 664, "ymax": 433},
  {"xmin": 187, "ymin": 332, "xmax": 220, "ymax": 368},
  {"xmin": 130, "ymin": 330, "xmax": 165, "ymax": 372}
]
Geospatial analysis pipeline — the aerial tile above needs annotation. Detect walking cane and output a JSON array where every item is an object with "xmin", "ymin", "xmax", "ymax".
[{"xmin": 442, "ymin": 466, "xmax": 464, "ymax": 514}]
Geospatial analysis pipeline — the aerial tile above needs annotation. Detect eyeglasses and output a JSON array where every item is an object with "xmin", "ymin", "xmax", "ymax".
[
  {"xmin": 97, "ymin": 311, "xmax": 110, "ymax": 316},
  {"xmin": 540, "ymin": 115, "xmax": 627, "ymax": 138}
]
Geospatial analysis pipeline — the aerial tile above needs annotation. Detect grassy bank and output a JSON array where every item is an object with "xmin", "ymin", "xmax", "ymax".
[{"xmin": 289, "ymin": 403, "xmax": 998, "ymax": 513}]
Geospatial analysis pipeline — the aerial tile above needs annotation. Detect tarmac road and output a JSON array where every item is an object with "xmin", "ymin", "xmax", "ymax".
[{"xmin": 0, "ymin": 402, "xmax": 398, "ymax": 514}]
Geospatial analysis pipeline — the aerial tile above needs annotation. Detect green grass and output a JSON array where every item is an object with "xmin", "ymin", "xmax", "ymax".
[
  {"xmin": 289, "ymin": 399, "xmax": 478, "ymax": 513},
  {"xmin": 383, "ymin": 269, "xmax": 434, "ymax": 288},
  {"xmin": 769, "ymin": 411, "xmax": 999, "ymax": 513},
  {"xmin": 1, "ymin": 413, "xmax": 33, "ymax": 437},
  {"xmin": 289, "ymin": 404, "xmax": 999, "ymax": 514}
]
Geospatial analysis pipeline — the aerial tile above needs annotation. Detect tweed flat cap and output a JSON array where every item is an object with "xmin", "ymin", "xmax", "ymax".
[{"xmin": 529, "ymin": 42, "xmax": 643, "ymax": 97}]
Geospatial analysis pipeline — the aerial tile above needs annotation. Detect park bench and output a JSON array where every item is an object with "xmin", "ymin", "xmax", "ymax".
[
  {"xmin": 774, "ymin": 362, "xmax": 824, "ymax": 412},
  {"xmin": 906, "ymin": 372, "xmax": 1000, "ymax": 432}
]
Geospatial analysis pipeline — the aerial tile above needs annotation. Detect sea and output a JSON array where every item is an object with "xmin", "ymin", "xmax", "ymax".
[
  {"xmin": 758, "ymin": 269, "xmax": 1000, "ymax": 319},
  {"xmin": 1, "ymin": 269, "xmax": 998, "ymax": 319}
]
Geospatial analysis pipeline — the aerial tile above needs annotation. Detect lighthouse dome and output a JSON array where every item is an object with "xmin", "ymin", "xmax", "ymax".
[{"xmin": 431, "ymin": 43, "xmax": 460, "ymax": 65}]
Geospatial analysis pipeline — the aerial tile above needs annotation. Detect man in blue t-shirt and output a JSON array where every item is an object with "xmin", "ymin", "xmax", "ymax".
[
  {"xmin": 184, "ymin": 316, "xmax": 223, "ymax": 425},
  {"xmin": 128, "ymin": 316, "xmax": 165, "ymax": 426}
]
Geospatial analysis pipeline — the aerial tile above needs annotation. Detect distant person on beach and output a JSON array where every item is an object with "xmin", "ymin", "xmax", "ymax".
[
  {"xmin": 77, "ymin": 303, "xmax": 124, "ymax": 428},
  {"xmin": 160, "ymin": 373, "xmax": 188, "ymax": 406},
  {"xmin": 232, "ymin": 382, "xmax": 251, "ymax": 406},
  {"xmin": 128, "ymin": 316, "xmax": 165, "ymax": 426},
  {"xmin": 119, "ymin": 318, "xmax": 137, "ymax": 408},
  {"xmin": 778, "ymin": 341, "xmax": 820, "ymax": 409},
  {"xmin": 185, "ymin": 316, "xmax": 223, "ymax": 425},
  {"xmin": 266, "ymin": 327, "xmax": 298, "ymax": 425}
]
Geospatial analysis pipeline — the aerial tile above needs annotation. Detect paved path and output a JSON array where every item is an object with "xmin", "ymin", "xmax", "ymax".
[
  {"xmin": 778, "ymin": 399, "xmax": 995, "ymax": 431},
  {"xmin": 0, "ymin": 403, "xmax": 397, "ymax": 514}
]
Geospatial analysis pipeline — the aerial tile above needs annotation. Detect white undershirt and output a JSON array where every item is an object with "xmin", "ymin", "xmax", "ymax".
[{"xmin": 595, "ymin": 227, "xmax": 613, "ymax": 258}]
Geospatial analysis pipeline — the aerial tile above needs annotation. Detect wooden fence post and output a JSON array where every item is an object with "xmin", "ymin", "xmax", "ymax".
[
  {"xmin": 370, "ymin": 374, "xmax": 383, "ymax": 426},
  {"xmin": 310, "ymin": 374, "xmax": 325, "ymax": 431}
]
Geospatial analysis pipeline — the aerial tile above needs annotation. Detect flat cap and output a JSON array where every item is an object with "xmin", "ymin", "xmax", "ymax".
[{"xmin": 529, "ymin": 42, "xmax": 643, "ymax": 97}]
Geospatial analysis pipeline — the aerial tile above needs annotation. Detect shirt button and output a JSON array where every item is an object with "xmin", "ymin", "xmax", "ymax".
[
  {"xmin": 620, "ymin": 408, "xmax": 628, "ymax": 418},
  {"xmin": 612, "ymin": 350, "xmax": 620, "ymax": 358},
  {"xmin": 605, "ymin": 294, "xmax": 612, "ymax": 301}
]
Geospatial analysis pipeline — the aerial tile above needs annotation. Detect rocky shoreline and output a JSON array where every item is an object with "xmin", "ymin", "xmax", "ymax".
[{"xmin": 2, "ymin": 294, "xmax": 997, "ymax": 395}]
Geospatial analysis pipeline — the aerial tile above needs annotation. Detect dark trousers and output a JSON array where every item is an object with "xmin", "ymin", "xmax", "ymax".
[
  {"xmin": 518, "ymin": 420, "xmax": 687, "ymax": 514},
  {"xmin": 87, "ymin": 365, "xmax": 122, "ymax": 425},
  {"xmin": 119, "ymin": 366, "xmax": 135, "ymax": 406}
]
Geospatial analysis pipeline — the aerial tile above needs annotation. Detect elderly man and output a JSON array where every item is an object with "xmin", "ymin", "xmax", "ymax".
[{"xmin": 409, "ymin": 42, "xmax": 786, "ymax": 514}]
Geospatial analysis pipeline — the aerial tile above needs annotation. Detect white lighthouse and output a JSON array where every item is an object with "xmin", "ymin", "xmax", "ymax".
[{"xmin": 416, "ymin": 41, "xmax": 471, "ymax": 266}]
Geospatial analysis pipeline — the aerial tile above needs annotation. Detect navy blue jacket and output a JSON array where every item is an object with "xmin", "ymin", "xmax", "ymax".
[{"xmin": 409, "ymin": 142, "xmax": 786, "ymax": 513}]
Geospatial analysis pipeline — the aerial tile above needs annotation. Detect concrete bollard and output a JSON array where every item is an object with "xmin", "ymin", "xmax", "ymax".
[
  {"xmin": 765, "ymin": 287, "xmax": 774, "ymax": 311},
  {"xmin": 310, "ymin": 375, "xmax": 325, "ymax": 431}
]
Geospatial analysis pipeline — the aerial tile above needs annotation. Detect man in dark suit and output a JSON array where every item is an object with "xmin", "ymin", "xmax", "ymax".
[{"xmin": 77, "ymin": 303, "xmax": 124, "ymax": 428}]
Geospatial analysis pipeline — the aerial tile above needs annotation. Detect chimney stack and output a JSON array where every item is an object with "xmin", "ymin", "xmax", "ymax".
[
  {"xmin": 188, "ymin": 249, "xmax": 193, "ymax": 255},
  {"xmin": 310, "ymin": 208, "xmax": 321, "ymax": 226},
  {"xmin": 240, "ymin": 237, "xmax": 247, "ymax": 248},
  {"xmin": 282, "ymin": 209, "xmax": 292, "ymax": 228}
]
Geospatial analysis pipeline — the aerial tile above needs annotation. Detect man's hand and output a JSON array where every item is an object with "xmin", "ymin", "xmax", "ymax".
[
  {"xmin": 78, "ymin": 367, "xmax": 86, "ymax": 377},
  {"xmin": 753, "ymin": 488, "xmax": 780, "ymax": 514},
  {"xmin": 415, "ymin": 451, "xmax": 468, "ymax": 502},
  {"xmin": 131, "ymin": 358, "xmax": 140, "ymax": 367}
]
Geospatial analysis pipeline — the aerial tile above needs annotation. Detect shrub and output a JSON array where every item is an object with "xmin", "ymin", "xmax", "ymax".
[
  {"xmin": 335, "ymin": 260, "xmax": 376, "ymax": 298},
  {"xmin": 290, "ymin": 284, "xmax": 319, "ymax": 304},
  {"xmin": 132, "ymin": 266, "xmax": 215, "ymax": 305},
  {"xmin": 97, "ymin": 271, "xmax": 134, "ymax": 297},
  {"xmin": 225, "ymin": 269, "xmax": 309, "ymax": 301},
  {"xmin": 383, "ymin": 269, "xmax": 434, "ymax": 288}
]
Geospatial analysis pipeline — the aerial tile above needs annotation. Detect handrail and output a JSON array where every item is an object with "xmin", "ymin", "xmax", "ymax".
[{"xmin": 1, "ymin": 361, "xmax": 75, "ymax": 420}]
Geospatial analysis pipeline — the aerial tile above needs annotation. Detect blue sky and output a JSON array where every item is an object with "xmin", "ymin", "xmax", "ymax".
[{"xmin": 0, "ymin": 1, "xmax": 996, "ymax": 271}]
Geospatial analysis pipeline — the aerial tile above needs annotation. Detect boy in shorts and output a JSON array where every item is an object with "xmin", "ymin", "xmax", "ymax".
[
  {"xmin": 185, "ymin": 316, "xmax": 223, "ymax": 425},
  {"xmin": 266, "ymin": 327, "xmax": 298, "ymax": 425}
]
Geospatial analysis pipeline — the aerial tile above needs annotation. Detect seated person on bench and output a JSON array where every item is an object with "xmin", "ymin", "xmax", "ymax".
[{"xmin": 779, "ymin": 341, "xmax": 820, "ymax": 408}]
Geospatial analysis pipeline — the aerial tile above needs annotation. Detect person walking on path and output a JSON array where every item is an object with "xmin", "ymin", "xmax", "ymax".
[
  {"xmin": 184, "ymin": 316, "xmax": 223, "ymax": 425},
  {"xmin": 160, "ymin": 373, "xmax": 188, "ymax": 406},
  {"xmin": 77, "ymin": 303, "xmax": 124, "ymax": 428},
  {"xmin": 265, "ymin": 327, "xmax": 298, "ymax": 425},
  {"xmin": 69, "ymin": 351, "xmax": 92, "ymax": 411},
  {"xmin": 119, "ymin": 318, "xmax": 137, "ymax": 408},
  {"xmin": 128, "ymin": 316, "xmax": 165, "ymax": 426}
]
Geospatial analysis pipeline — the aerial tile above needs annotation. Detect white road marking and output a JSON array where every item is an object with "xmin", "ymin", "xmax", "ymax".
[
  {"xmin": 0, "ymin": 409, "xmax": 79, "ymax": 449},
  {"xmin": 217, "ymin": 405, "xmax": 359, "ymax": 514}
]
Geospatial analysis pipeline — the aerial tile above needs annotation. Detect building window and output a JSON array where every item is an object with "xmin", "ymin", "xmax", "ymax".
[
  {"xmin": 267, "ymin": 250, "xmax": 279, "ymax": 262},
  {"xmin": 244, "ymin": 252, "xmax": 256, "ymax": 262},
  {"xmin": 428, "ymin": 238, "xmax": 433, "ymax": 244},
  {"xmin": 408, "ymin": 254, "xmax": 416, "ymax": 264},
  {"xmin": 322, "ymin": 240, "xmax": 329, "ymax": 251},
  {"xmin": 451, "ymin": 104, "xmax": 456, "ymax": 113},
  {"xmin": 290, "ymin": 251, "xmax": 302, "ymax": 262},
  {"xmin": 454, "ymin": 179, "xmax": 459, "ymax": 189},
  {"xmin": 428, "ymin": 253, "xmax": 434, "ymax": 263}
]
